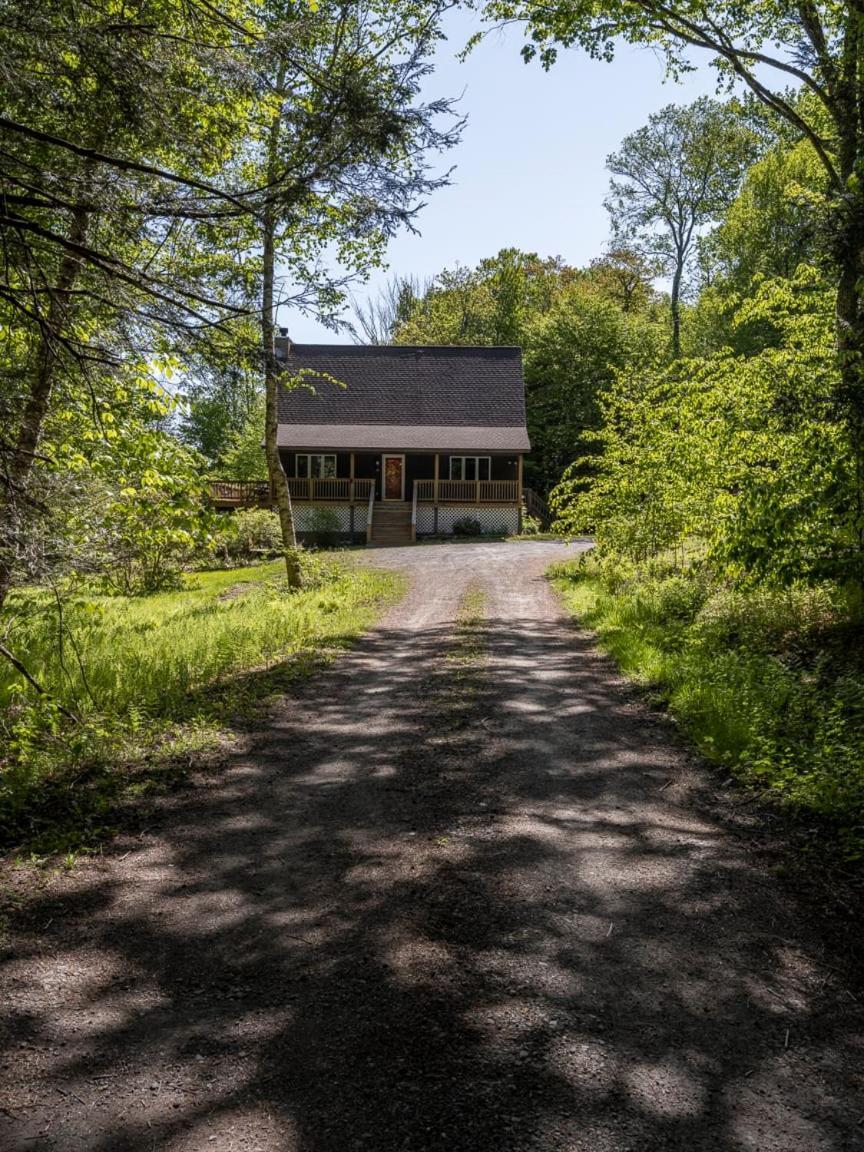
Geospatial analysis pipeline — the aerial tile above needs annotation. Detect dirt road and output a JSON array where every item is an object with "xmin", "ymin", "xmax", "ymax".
[{"xmin": 1, "ymin": 541, "xmax": 862, "ymax": 1151}]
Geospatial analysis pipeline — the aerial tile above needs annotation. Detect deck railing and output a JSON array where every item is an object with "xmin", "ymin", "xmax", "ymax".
[
  {"xmin": 522, "ymin": 485, "xmax": 551, "ymax": 528},
  {"xmin": 414, "ymin": 479, "xmax": 519, "ymax": 504},
  {"xmin": 209, "ymin": 480, "xmax": 271, "ymax": 508},
  {"xmin": 286, "ymin": 477, "xmax": 375, "ymax": 503},
  {"xmin": 366, "ymin": 482, "xmax": 376, "ymax": 544},
  {"xmin": 212, "ymin": 476, "xmax": 519, "ymax": 508}
]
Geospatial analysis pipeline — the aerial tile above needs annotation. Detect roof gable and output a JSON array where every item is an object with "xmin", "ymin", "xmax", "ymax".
[{"xmin": 276, "ymin": 343, "xmax": 528, "ymax": 431}]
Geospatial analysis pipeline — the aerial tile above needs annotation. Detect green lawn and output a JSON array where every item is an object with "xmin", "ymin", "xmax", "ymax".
[{"xmin": 0, "ymin": 555, "xmax": 404, "ymax": 855}]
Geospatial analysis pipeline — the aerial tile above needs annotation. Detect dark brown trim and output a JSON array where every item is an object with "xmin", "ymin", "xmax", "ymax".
[{"xmin": 281, "ymin": 447, "xmax": 523, "ymax": 456}]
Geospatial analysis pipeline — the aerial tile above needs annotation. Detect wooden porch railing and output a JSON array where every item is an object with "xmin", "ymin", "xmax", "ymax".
[
  {"xmin": 366, "ymin": 481, "xmax": 376, "ymax": 544},
  {"xmin": 209, "ymin": 480, "xmax": 271, "ymax": 508},
  {"xmin": 286, "ymin": 477, "xmax": 374, "ymax": 503},
  {"xmin": 212, "ymin": 476, "xmax": 520, "ymax": 508},
  {"xmin": 522, "ymin": 486, "xmax": 551, "ymax": 528},
  {"xmin": 415, "ymin": 479, "xmax": 519, "ymax": 504}
]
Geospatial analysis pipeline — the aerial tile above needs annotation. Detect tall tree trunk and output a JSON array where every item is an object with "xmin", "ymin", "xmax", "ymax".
[
  {"xmin": 261, "ymin": 93, "xmax": 301, "ymax": 589},
  {"xmin": 670, "ymin": 256, "xmax": 683, "ymax": 360},
  {"xmin": 0, "ymin": 204, "xmax": 89, "ymax": 613}
]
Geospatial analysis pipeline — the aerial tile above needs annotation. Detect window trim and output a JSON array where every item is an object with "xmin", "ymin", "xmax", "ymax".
[
  {"xmin": 296, "ymin": 453, "xmax": 337, "ymax": 480},
  {"xmin": 449, "ymin": 455, "xmax": 491, "ymax": 482}
]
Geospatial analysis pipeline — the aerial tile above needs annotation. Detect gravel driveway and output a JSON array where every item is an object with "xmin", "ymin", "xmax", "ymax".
[{"xmin": 1, "ymin": 540, "xmax": 862, "ymax": 1151}]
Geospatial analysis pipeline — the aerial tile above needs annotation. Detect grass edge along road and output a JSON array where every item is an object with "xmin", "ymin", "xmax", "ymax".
[
  {"xmin": 0, "ymin": 555, "xmax": 405, "ymax": 859},
  {"xmin": 551, "ymin": 555, "xmax": 864, "ymax": 875}
]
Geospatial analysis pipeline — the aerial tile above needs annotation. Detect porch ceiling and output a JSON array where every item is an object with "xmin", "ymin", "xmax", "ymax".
[{"xmin": 276, "ymin": 423, "xmax": 530, "ymax": 452}]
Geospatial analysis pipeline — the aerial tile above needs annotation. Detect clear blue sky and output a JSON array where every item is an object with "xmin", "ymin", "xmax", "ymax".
[{"xmin": 283, "ymin": 10, "xmax": 717, "ymax": 343}]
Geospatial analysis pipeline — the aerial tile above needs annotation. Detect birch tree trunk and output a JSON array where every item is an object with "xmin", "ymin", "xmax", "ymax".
[{"xmin": 261, "ymin": 93, "xmax": 301, "ymax": 589}]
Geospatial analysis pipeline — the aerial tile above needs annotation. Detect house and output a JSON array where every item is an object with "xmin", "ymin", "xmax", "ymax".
[{"xmin": 275, "ymin": 340, "xmax": 531, "ymax": 546}]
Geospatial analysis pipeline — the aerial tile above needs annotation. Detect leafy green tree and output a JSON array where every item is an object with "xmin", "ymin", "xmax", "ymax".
[
  {"xmin": 180, "ymin": 324, "xmax": 262, "ymax": 465},
  {"xmin": 706, "ymin": 139, "xmax": 828, "ymax": 290},
  {"xmin": 395, "ymin": 248, "xmax": 574, "ymax": 345},
  {"xmin": 481, "ymin": 0, "xmax": 864, "ymax": 583},
  {"xmin": 683, "ymin": 134, "xmax": 829, "ymax": 358},
  {"xmin": 18, "ymin": 364, "xmax": 211, "ymax": 595},
  {"xmin": 553, "ymin": 269, "xmax": 856, "ymax": 584},
  {"xmin": 239, "ymin": 1, "xmax": 459, "ymax": 586},
  {"xmin": 219, "ymin": 394, "xmax": 268, "ymax": 481},
  {"xmin": 584, "ymin": 246, "xmax": 660, "ymax": 313},
  {"xmin": 605, "ymin": 98, "xmax": 759, "ymax": 357},
  {"xmin": 524, "ymin": 284, "xmax": 665, "ymax": 490},
  {"xmin": 0, "ymin": 0, "xmax": 258, "ymax": 612},
  {"xmin": 181, "ymin": 374, "xmax": 253, "ymax": 467},
  {"xmin": 394, "ymin": 248, "xmax": 664, "ymax": 491},
  {"xmin": 395, "ymin": 264, "xmax": 492, "ymax": 342},
  {"xmin": 0, "ymin": 0, "xmax": 460, "ymax": 601}
]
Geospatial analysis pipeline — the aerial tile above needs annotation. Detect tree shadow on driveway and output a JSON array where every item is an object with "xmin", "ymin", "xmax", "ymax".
[{"xmin": 1, "ymin": 603, "xmax": 862, "ymax": 1151}]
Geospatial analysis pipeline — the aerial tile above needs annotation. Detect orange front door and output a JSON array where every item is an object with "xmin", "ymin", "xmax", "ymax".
[{"xmin": 383, "ymin": 455, "xmax": 404, "ymax": 500}]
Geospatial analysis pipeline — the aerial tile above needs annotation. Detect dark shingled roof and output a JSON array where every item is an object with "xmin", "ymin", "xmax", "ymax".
[{"xmin": 276, "ymin": 342, "xmax": 530, "ymax": 452}]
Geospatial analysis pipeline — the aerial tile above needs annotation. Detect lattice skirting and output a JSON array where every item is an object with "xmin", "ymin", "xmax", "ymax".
[
  {"xmin": 416, "ymin": 505, "xmax": 519, "ymax": 537},
  {"xmin": 293, "ymin": 504, "xmax": 368, "ymax": 539}
]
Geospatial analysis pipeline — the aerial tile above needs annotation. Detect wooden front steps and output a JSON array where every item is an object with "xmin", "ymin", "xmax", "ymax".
[{"xmin": 369, "ymin": 503, "xmax": 412, "ymax": 547}]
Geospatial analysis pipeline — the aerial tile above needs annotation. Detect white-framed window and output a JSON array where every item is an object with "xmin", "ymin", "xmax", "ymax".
[
  {"xmin": 296, "ymin": 453, "xmax": 337, "ymax": 479},
  {"xmin": 449, "ymin": 456, "xmax": 491, "ymax": 482}
]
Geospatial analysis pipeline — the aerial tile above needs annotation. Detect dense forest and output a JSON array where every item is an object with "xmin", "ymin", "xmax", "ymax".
[{"xmin": 2, "ymin": 0, "xmax": 864, "ymax": 870}]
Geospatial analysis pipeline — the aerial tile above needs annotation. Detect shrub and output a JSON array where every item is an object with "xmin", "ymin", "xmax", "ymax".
[
  {"xmin": 692, "ymin": 583, "xmax": 839, "ymax": 655},
  {"xmin": 97, "ymin": 480, "xmax": 210, "ymax": 595},
  {"xmin": 208, "ymin": 509, "xmax": 282, "ymax": 564},
  {"xmin": 232, "ymin": 509, "xmax": 283, "ymax": 557},
  {"xmin": 305, "ymin": 506, "xmax": 343, "ymax": 548},
  {"xmin": 208, "ymin": 515, "xmax": 239, "ymax": 561},
  {"xmin": 452, "ymin": 515, "xmax": 482, "ymax": 536}
]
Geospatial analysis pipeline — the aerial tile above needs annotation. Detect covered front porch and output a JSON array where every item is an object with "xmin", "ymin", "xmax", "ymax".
[
  {"xmin": 280, "ymin": 449, "xmax": 523, "ymax": 544},
  {"xmin": 279, "ymin": 450, "xmax": 522, "ymax": 507},
  {"xmin": 209, "ymin": 452, "xmax": 535, "ymax": 545}
]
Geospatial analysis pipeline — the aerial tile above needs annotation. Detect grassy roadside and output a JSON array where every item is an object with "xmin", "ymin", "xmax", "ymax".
[
  {"xmin": 447, "ymin": 584, "xmax": 488, "ymax": 704},
  {"xmin": 0, "ymin": 555, "xmax": 404, "ymax": 857},
  {"xmin": 551, "ymin": 556, "xmax": 864, "ymax": 870},
  {"xmin": 428, "ymin": 584, "xmax": 489, "ymax": 767}
]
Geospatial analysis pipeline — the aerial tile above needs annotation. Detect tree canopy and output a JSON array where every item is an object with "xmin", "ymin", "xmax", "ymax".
[
  {"xmin": 389, "ymin": 246, "xmax": 665, "ymax": 492},
  {"xmin": 0, "ymin": 0, "xmax": 459, "ymax": 599},
  {"xmin": 480, "ymin": 0, "xmax": 864, "ymax": 577},
  {"xmin": 606, "ymin": 97, "xmax": 758, "ymax": 356}
]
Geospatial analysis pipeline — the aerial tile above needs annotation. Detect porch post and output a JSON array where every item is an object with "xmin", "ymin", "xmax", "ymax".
[
  {"xmin": 350, "ymin": 451, "xmax": 355, "ymax": 504},
  {"xmin": 433, "ymin": 453, "xmax": 440, "ymax": 535},
  {"xmin": 517, "ymin": 454, "xmax": 524, "ymax": 532}
]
